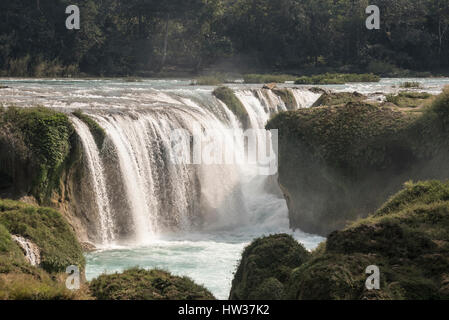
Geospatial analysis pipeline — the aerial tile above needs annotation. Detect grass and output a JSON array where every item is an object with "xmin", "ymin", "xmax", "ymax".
[
  {"xmin": 243, "ymin": 74, "xmax": 297, "ymax": 84},
  {"xmin": 72, "ymin": 110, "xmax": 106, "ymax": 149},
  {"xmin": 385, "ymin": 91, "xmax": 434, "ymax": 108},
  {"xmin": 192, "ymin": 75, "xmax": 224, "ymax": 86},
  {"xmin": 89, "ymin": 268, "xmax": 215, "ymax": 300},
  {"xmin": 0, "ymin": 199, "xmax": 85, "ymax": 274},
  {"xmin": 0, "ymin": 200, "xmax": 90, "ymax": 300},
  {"xmin": 213, "ymin": 87, "xmax": 249, "ymax": 127},
  {"xmin": 294, "ymin": 73, "xmax": 380, "ymax": 85}
]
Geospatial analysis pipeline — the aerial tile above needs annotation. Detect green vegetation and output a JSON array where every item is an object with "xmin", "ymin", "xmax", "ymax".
[
  {"xmin": 401, "ymin": 82, "xmax": 422, "ymax": 89},
  {"xmin": 0, "ymin": 107, "xmax": 74, "ymax": 203},
  {"xmin": 192, "ymin": 76, "xmax": 224, "ymax": 86},
  {"xmin": 266, "ymin": 87, "xmax": 449, "ymax": 236},
  {"xmin": 2, "ymin": 1, "xmax": 448, "ymax": 76},
  {"xmin": 295, "ymin": 73, "xmax": 380, "ymax": 85},
  {"xmin": 229, "ymin": 234, "xmax": 309, "ymax": 300},
  {"xmin": 231, "ymin": 181, "xmax": 449, "ymax": 299},
  {"xmin": 311, "ymin": 91, "xmax": 366, "ymax": 107},
  {"xmin": 90, "ymin": 268, "xmax": 215, "ymax": 300},
  {"xmin": 243, "ymin": 74, "xmax": 297, "ymax": 84},
  {"xmin": 0, "ymin": 199, "xmax": 89, "ymax": 300},
  {"xmin": 213, "ymin": 87, "xmax": 249, "ymax": 127},
  {"xmin": 385, "ymin": 91, "xmax": 434, "ymax": 108},
  {"xmin": 0, "ymin": 199, "xmax": 85, "ymax": 273},
  {"xmin": 272, "ymin": 89, "xmax": 297, "ymax": 110},
  {"xmin": 73, "ymin": 110, "xmax": 106, "ymax": 149}
]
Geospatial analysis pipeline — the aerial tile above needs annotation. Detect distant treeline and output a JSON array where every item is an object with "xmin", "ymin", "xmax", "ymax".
[{"xmin": 0, "ymin": 0, "xmax": 448, "ymax": 77}]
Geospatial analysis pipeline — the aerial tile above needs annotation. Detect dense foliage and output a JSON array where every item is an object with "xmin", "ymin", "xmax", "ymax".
[{"xmin": 1, "ymin": 0, "xmax": 448, "ymax": 76}]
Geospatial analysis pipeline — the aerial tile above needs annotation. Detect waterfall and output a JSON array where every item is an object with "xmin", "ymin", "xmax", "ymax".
[
  {"xmin": 71, "ymin": 116, "xmax": 115, "ymax": 244},
  {"xmin": 70, "ymin": 87, "xmax": 320, "ymax": 245}
]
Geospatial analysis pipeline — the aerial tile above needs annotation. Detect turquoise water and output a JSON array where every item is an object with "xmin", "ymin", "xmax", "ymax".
[{"xmin": 85, "ymin": 231, "xmax": 324, "ymax": 300}]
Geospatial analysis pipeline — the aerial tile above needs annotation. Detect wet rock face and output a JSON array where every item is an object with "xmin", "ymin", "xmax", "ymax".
[{"xmin": 11, "ymin": 235, "xmax": 41, "ymax": 266}]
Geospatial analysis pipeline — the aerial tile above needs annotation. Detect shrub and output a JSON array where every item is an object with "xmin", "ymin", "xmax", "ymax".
[
  {"xmin": 90, "ymin": 268, "xmax": 215, "ymax": 300},
  {"xmin": 229, "ymin": 234, "xmax": 310, "ymax": 300}
]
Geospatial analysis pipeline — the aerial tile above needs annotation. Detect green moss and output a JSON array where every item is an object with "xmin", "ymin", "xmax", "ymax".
[
  {"xmin": 232, "ymin": 181, "xmax": 449, "ymax": 300},
  {"xmin": 229, "ymin": 234, "xmax": 310, "ymax": 300},
  {"xmin": 243, "ymin": 74, "xmax": 297, "ymax": 84},
  {"xmin": 311, "ymin": 91, "xmax": 366, "ymax": 107},
  {"xmin": 295, "ymin": 73, "xmax": 380, "ymax": 85},
  {"xmin": 0, "ymin": 107, "xmax": 74, "ymax": 203},
  {"xmin": 0, "ymin": 199, "xmax": 85, "ymax": 274},
  {"xmin": 272, "ymin": 89, "xmax": 296, "ymax": 110},
  {"xmin": 73, "ymin": 110, "xmax": 106, "ymax": 149},
  {"xmin": 213, "ymin": 87, "xmax": 249, "ymax": 127},
  {"xmin": 265, "ymin": 87, "xmax": 449, "ymax": 235},
  {"xmin": 89, "ymin": 268, "xmax": 215, "ymax": 300}
]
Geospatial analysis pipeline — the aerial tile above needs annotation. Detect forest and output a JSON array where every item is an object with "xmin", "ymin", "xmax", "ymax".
[{"xmin": 0, "ymin": 0, "xmax": 448, "ymax": 77}]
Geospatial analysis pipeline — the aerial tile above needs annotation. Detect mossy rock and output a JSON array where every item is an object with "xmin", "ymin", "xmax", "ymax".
[
  {"xmin": 0, "ymin": 199, "xmax": 85, "ymax": 274},
  {"xmin": 73, "ymin": 110, "xmax": 106, "ymax": 149},
  {"xmin": 89, "ymin": 268, "xmax": 215, "ymax": 300},
  {"xmin": 266, "ymin": 87, "xmax": 449, "ymax": 236},
  {"xmin": 213, "ymin": 87, "xmax": 249, "ymax": 128},
  {"xmin": 0, "ymin": 107, "xmax": 74, "ymax": 203},
  {"xmin": 272, "ymin": 88, "xmax": 296, "ymax": 110},
  {"xmin": 285, "ymin": 180, "xmax": 449, "ymax": 300},
  {"xmin": 229, "ymin": 234, "xmax": 310, "ymax": 300},
  {"xmin": 311, "ymin": 91, "xmax": 366, "ymax": 107}
]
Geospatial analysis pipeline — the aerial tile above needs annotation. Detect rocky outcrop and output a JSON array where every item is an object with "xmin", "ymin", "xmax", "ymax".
[
  {"xmin": 0, "ymin": 107, "xmax": 108, "ymax": 244},
  {"xmin": 266, "ymin": 87, "xmax": 449, "ymax": 236},
  {"xmin": 230, "ymin": 180, "xmax": 449, "ymax": 300}
]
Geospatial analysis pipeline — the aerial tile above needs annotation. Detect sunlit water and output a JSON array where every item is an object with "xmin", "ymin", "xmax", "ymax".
[{"xmin": 1, "ymin": 77, "xmax": 448, "ymax": 300}]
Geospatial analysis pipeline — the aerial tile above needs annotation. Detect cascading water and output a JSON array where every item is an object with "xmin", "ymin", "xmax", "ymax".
[
  {"xmin": 69, "ymin": 87, "xmax": 320, "ymax": 245},
  {"xmin": 2, "ymin": 78, "xmax": 448, "ymax": 298},
  {"xmin": 70, "ymin": 116, "xmax": 115, "ymax": 244}
]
